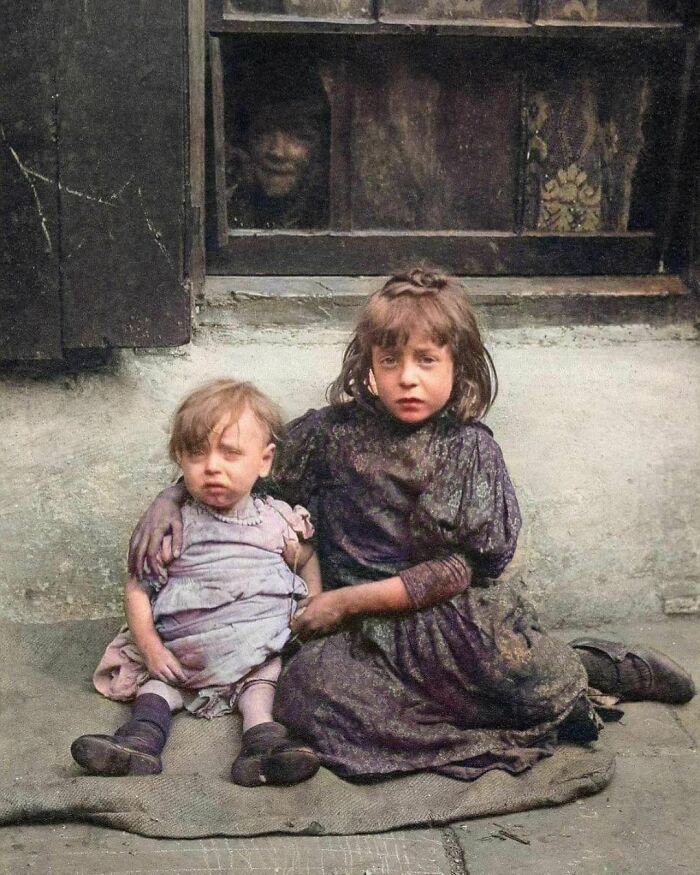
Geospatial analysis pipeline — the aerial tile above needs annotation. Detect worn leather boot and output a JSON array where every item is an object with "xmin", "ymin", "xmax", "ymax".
[
  {"xmin": 569, "ymin": 638, "xmax": 695, "ymax": 704},
  {"xmin": 71, "ymin": 693, "xmax": 172, "ymax": 776},
  {"xmin": 231, "ymin": 720, "xmax": 320, "ymax": 786}
]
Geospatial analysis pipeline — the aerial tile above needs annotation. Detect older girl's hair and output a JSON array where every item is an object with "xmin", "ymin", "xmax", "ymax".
[
  {"xmin": 169, "ymin": 379, "xmax": 284, "ymax": 461},
  {"xmin": 328, "ymin": 267, "xmax": 497, "ymax": 421}
]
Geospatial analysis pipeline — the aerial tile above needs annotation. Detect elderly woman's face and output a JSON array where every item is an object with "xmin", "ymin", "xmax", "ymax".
[{"xmin": 249, "ymin": 128, "xmax": 314, "ymax": 198}]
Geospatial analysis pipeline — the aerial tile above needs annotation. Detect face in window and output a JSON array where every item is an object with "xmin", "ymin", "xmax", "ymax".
[
  {"xmin": 243, "ymin": 97, "xmax": 324, "ymax": 201},
  {"xmin": 248, "ymin": 126, "xmax": 315, "ymax": 198}
]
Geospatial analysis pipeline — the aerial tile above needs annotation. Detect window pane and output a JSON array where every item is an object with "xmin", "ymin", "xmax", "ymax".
[
  {"xmin": 349, "ymin": 42, "xmax": 519, "ymax": 229},
  {"xmin": 216, "ymin": 34, "xmax": 680, "ymax": 244},
  {"xmin": 223, "ymin": 43, "xmax": 331, "ymax": 229},
  {"xmin": 380, "ymin": 1, "xmax": 523, "ymax": 19},
  {"xmin": 524, "ymin": 61, "xmax": 676, "ymax": 232}
]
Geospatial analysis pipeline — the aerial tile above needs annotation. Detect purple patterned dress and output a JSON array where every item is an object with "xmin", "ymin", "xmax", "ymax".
[{"xmin": 272, "ymin": 402, "xmax": 595, "ymax": 780}]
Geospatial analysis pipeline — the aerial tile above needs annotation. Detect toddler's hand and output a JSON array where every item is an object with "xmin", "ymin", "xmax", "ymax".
[
  {"xmin": 290, "ymin": 591, "xmax": 347, "ymax": 638},
  {"xmin": 143, "ymin": 644, "xmax": 187, "ymax": 685}
]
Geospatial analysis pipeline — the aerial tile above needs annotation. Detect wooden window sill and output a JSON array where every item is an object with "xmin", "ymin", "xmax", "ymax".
[
  {"xmin": 197, "ymin": 274, "xmax": 697, "ymax": 330},
  {"xmin": 212, "ymin": 16, "xmax": 684, "ymax": 40}
]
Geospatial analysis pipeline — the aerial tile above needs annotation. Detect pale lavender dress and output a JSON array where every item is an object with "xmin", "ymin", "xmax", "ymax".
[{"xmin": 94, "ymin": 496, "xmax": 312, "ymax": 717}]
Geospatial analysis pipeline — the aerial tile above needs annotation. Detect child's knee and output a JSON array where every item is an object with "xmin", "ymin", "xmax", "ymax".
[
  {"xmin": 138, "ymin": 680, "xmax": 184, "ymax": 712},
  {"xmin": 247, "ymin": 656, "xmax": 282, "ymax": 682}
]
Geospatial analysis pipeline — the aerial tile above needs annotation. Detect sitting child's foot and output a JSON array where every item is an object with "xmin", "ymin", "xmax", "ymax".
[
  {"xmin": 71, "ymin": 692, "xmax": 171, "ymax": 776},
  {"xmin": 71, "ymin": 728, "xmax": 163, "ymax": 776},
  {"xmin": 231, "ymin": 721, "xmax": 319, "ymax": 787}
]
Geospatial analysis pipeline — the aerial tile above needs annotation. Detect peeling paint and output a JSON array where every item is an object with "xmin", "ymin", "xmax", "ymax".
[
  {"xmin": 2, "ymin": 127, "xmax": 137, "ymax": 216},
  {"xmin": 55, "ymin": 169, "xmax": 134, "ymax": 206},
  {"xmin": 109, "ymin": 174, "xmax": 135, "ymax": 201},
  {"xmin": 65, "ymin": 237, "xmax": 87, "ymax": 261}
]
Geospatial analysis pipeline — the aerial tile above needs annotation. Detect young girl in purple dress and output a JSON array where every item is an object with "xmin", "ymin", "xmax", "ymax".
[
  {"xmin": 72, "ymin": 379, "xmax": 321, "ymax": 786},
  {"xmin": 130, "ymin": 269, "xmax": 694, "ymax": 781}
]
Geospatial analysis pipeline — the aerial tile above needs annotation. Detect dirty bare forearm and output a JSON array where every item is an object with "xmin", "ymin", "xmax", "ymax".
[{"xmin": 337, "ymin": 576, "xmax": 413, "ymax": 618}]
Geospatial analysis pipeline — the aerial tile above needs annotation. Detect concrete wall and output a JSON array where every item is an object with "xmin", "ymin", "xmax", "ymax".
[{"xmin": 2, "ymin": 320, "xmax": 698, "ymax": 627}]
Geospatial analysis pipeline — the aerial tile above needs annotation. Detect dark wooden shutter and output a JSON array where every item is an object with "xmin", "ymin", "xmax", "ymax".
[
  {"xmin": 58, "ymin": 0, "xmax": 190, "ymax": 350},
  {"xmin": 0, "ymin": 1, "xmax": 62, "ymax": 361},
  {"xmin": 0, "ymin": 0, "xmax": 191, "ymax": 362}
]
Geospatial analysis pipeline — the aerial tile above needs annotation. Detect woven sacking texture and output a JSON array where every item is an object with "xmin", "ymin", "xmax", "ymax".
[{"xmin": 0, "ymin": 620, "xmax": 614, "ymax": 838}]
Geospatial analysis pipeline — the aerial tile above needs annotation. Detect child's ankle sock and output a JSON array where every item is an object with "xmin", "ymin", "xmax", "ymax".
[{"xmin": 238, "ymin": 678, "xmax": 278, "ymax": 732}]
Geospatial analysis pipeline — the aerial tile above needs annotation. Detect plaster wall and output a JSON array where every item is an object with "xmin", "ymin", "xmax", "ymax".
[{"xmin": 1, "ymin": 321, "xmax": 698, "ymax": 627}]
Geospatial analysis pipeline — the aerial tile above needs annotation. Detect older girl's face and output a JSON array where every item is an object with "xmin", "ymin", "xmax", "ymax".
[{"xmin": 370, "ymin": 332, "xmax": 454, "ymax": 424}]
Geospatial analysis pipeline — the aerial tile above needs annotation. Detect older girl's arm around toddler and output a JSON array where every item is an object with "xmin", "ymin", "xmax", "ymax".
[
  {"xmin": 128, "ymin": 482, "xmax": 188, "ymax": 580},
  {"xmin": 124, "ymin": 577, "xmax": 187, "ymax": 685},
  {"xmin": 290, "ymin": 555, "xmax": 472, "ymax": 639},
  {"xmin": 283, "ymin": 540, "xmax": 322, "ymax": 598}
]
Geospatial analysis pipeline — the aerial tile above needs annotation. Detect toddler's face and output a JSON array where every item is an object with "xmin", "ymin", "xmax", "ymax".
[
  {"xmin": 370, "ymin": 331, "xmax": 454, "ymax": 425},
  {"xmin": 178, "ymin": 407, "xmax": 275, "ymax": 514}
]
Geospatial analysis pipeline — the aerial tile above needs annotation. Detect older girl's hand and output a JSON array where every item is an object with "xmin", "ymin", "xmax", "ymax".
[
  {"xmin": 290, "ymin": 590, "xmax": 349, "ymax": 638},
  {"xmin": 128, "ymin": 484, "xmax": 187, "ymax": 580}
]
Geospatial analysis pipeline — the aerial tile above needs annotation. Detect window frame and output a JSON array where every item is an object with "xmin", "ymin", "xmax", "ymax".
[{"xmin": 202, "ymin": 0, "xmax": 698, "ymax": 281}]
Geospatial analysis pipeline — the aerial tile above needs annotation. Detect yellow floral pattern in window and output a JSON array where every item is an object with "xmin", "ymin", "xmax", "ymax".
[{"xmin": 538, "ymin": 163, "xmax": 602, "ymax": 232}]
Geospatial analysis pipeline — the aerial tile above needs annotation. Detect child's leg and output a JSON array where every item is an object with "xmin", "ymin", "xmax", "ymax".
[
  {"xmin": 237, "ymin": 657, "xmax": 282, "ymax": 732},
  {"xmin": 231, "ymin": 658, "xmax": 319, "ymax": 786},
  {"xmin": 71, "ymin": 681, "xmax": 183, "ymax": 777}
]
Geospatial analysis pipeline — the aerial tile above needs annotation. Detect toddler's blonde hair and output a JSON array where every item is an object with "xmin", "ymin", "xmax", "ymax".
[{"xmin": 169, "ymin": 379, "xmax": 284, "ymax": 462}]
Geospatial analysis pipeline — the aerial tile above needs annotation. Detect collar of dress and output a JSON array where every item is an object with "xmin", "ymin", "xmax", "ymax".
[{"xmin": 193, "ymin": 496, "xmax": 263, "ymax": 526}]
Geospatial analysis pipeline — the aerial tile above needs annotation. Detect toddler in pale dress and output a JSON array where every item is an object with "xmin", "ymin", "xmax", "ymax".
[{"xmin": 71, "ymin": 379, "xmax": 321, "ymax": 786}]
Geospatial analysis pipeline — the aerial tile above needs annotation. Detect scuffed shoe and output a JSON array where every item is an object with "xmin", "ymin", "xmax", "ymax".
[
  {"xmin": 231, "ymin": 721, "xmax": 319, "ymax": 786},
  {"xmin": 71, "ymin": 733, "xmax": 162, "ymax": 776},
  {"xmin": 569, "ymin": 637, "xmax": 696, "ymax": 704},
  {"xmin": 262, "ymin": 737, "xmax": 320, "ymax": 785}
]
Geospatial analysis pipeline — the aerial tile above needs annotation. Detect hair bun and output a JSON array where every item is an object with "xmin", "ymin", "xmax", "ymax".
[{"xmin": 407, "ymin": 267, "xmax": 448, "ymax": 291}]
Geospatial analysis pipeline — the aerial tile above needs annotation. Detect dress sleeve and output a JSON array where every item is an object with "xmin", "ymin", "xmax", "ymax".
[
  {"xmin": 262, "ymin": 497, "xmax": 315, "ymax": 542},
  {"xmin": 400, "ymin": 427, "xmax": 521, "ymax": 610},
  {"xmin": 455, "ymin": 428, "xmax": 521, "ymax": 577},
  {"xmin": 268, "ymin": 407, "xmax": 331, "ymax": 510},
  {"xmin": 400, "ymin": 555, "xmax": 473, "ymax": 610}
]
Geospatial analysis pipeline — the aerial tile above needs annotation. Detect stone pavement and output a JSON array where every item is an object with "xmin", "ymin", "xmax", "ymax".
[{"xmin": 1, "ymin": 617, "xmax": 697, "ymax": 875}]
